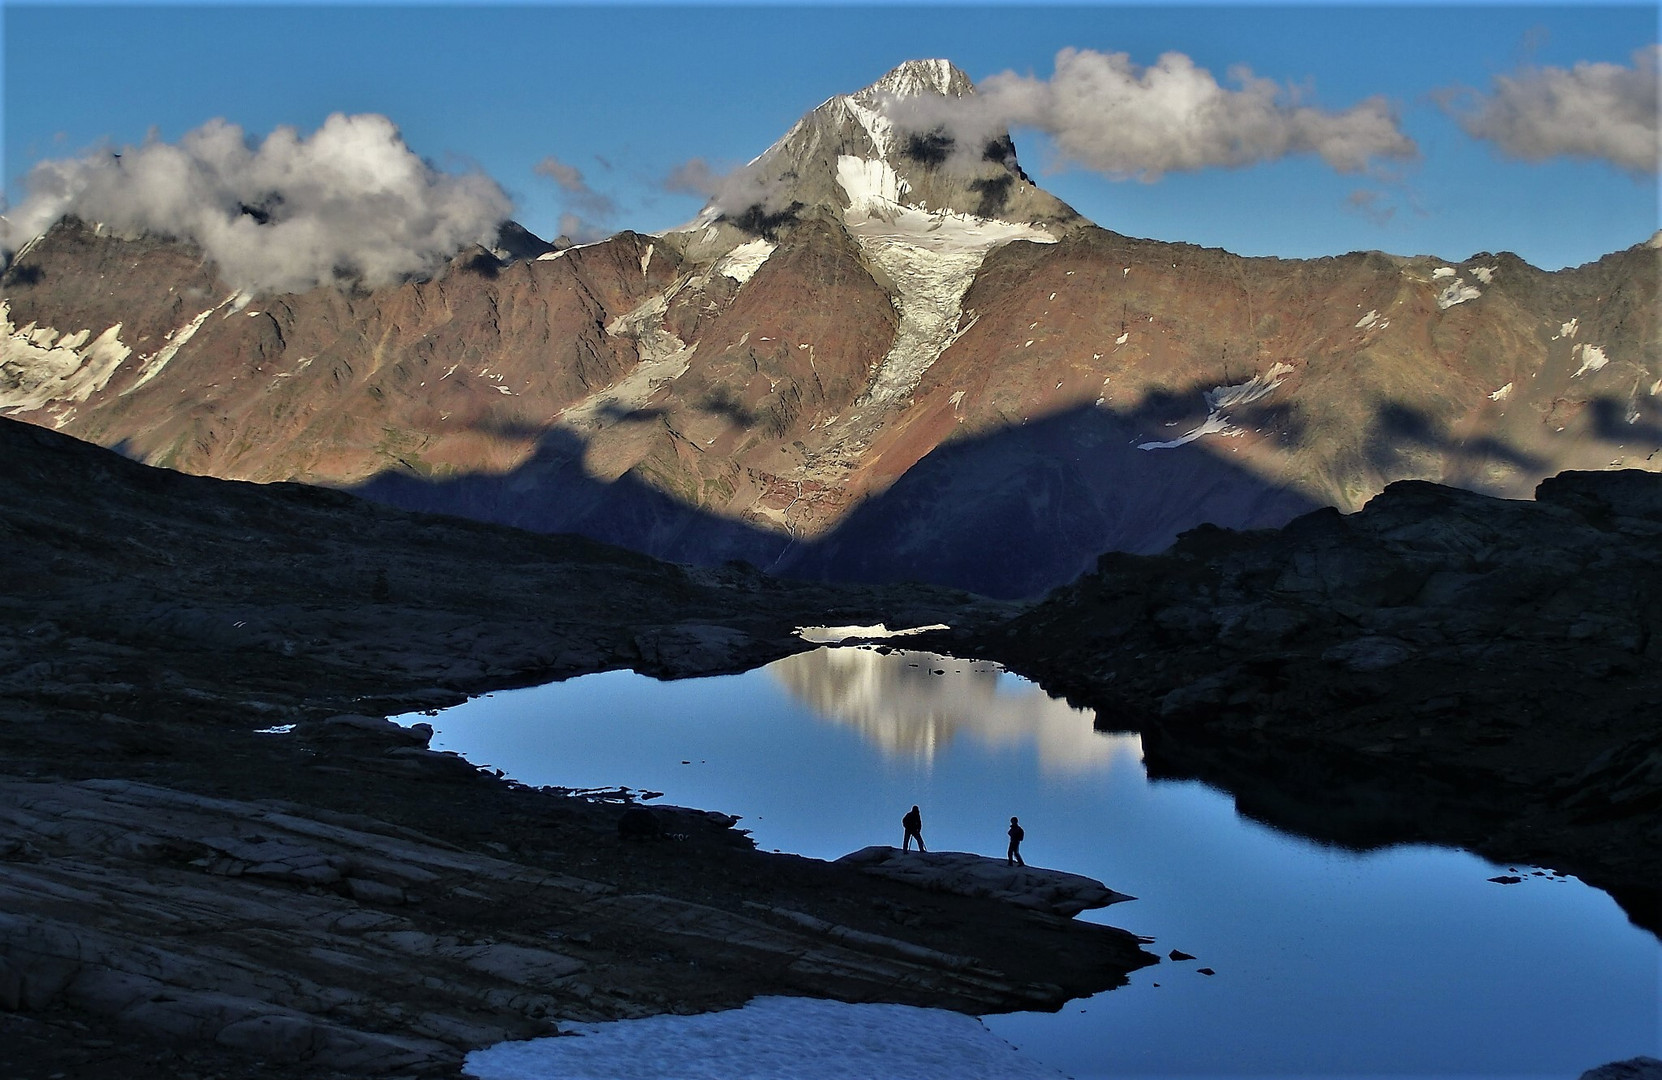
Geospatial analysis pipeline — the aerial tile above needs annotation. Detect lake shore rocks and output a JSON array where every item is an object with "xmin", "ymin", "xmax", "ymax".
[
  {"xmin": 967, "ymin": 471, "xmax": 1662, "ymax": 935},
  {"xmin": 0, "ymin": 418, "xmax": 1142, "ymax": 1079},
  {"xmin": 835, "ymin": 847, "xmax": 1135, "ymax": 917}
]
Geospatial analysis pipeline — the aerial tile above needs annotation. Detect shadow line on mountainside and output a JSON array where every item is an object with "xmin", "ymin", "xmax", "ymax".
[{"xmin": 351, "ymin": 380, "xmax": 1579, "ymax": 599}]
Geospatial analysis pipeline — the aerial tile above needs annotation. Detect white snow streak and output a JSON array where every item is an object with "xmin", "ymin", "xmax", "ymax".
[
  {"xmin": 1138, "ymin": 362, "xmax": 1294, "ymax": 451},
  {"xmin": 1572, "ymin": 343, "xmax": 1610, "ymax": 377},
  {"xmin": 129, "ymin": 294, "xmax": 238, "ymax": 392},
  {"xmin": 1554, "ymin": 317, "xmax": 1580, "ymax": 340},
  {"xmin": 1469, "ymin": 265, "xmax": 1496, "ymax": 285},
  {"xmin": 464, "ymin": 997, "xmax": 1068, "ymax": 1080},
  {"xmin": 1355, "ymin": 309, "xmax": 1380, "ymax": 329},
  {"xmin": 1489, "ymin": 383, "xmax": 1513, "ymax": 401}
]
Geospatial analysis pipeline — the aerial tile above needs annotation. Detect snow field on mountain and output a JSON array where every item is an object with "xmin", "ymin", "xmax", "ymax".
[
  {"xmin": 0, "ymin": 299, "xmax": 130, "ymax": 418},
  {"xmin": 713, "ymin": 239, "xmax": 777, "ymax": 284},
  {"xmin": 462, "ymin": 996, "xmax": 1067, "ymax": 1080},
  {"xmin": 830, "ymin": 154, "xmax": 1057, "ymax": 440}
]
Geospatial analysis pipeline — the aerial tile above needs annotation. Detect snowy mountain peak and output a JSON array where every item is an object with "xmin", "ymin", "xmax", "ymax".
[
  {"xmin": 676, "ymin": 58, "xmax": 1083, "ymax": 254},
  {"xmin": 856, "ymin": 59, "xmax": 975, "ymax": 104}
]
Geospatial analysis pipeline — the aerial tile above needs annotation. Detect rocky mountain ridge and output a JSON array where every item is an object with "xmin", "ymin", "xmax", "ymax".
[{"xmin": 1, "ymin": 60, "xmax": 1657, "ymax": 597}]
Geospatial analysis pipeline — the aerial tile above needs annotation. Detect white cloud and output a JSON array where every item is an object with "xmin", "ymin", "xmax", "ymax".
[
  {"xmin": 1445, "ymin": 46, "xmax": 1660, "ymax": 175},
  {"xmin": 534, "ymin": 154, "xmax": 616, "ymax": 243},
  {"xmin": 662, "ymin": 157, "xmax": 726, "ymax": 198},
  {"xmin": 1, "ymin": 114, "xmax": 512, "ymax": 295},
  {"xmin": 890, "ymin": 47, "xmax": 1417, "ymax": 181}
]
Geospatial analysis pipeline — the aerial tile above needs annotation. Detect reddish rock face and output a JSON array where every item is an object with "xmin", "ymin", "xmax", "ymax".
[{"xmin": 4, "ymin": 61, "xmax": 1658, "ymax": 597}]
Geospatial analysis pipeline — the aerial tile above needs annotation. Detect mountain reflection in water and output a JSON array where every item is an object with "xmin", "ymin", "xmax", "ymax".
[
  {"xmin": 402, "ymin": 647, "xmax": 1660, "ymax": 1080},
  {"xmin": 769, "ymin": 648, "xmax": 1126, "ymax": 774}
]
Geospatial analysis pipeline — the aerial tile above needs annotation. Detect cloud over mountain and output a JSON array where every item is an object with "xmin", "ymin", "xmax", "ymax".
[
  {"xmin": 533, "ymin": 154, "xmax": 616, "ymax": 242},
  {"xmin": 1444, "ymin": 46, "xmax": 1660, "ymax": 175},
  {"xmin": 889, "ymin": 48, "xmax": 1418, "ymax": 182},
  {"xmin": 0, "ymin": 113, "xmax": 511, "ymax": 295}
]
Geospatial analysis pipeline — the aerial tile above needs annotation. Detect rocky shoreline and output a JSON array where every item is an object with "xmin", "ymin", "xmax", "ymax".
[
  {"xmin": 0, "ymin": 418, "xmax": 1150, "ymax": 1079},
  {"xmin": 961, "ymin": 471, "xmax": 1662, "ymax": 935},
  {"xmin": 4, "ymin": 417, "xmax": 1659, "ymax": 1077}
]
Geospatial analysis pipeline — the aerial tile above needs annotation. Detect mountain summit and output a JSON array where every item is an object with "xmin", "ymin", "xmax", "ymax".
[
  {"xmin": 1, "ymin": 59, "xmax": 1656, "ymax": 598},
  {"xmin": 686, "ymin": 59, "xmax": 1082, "ymax": 247}
]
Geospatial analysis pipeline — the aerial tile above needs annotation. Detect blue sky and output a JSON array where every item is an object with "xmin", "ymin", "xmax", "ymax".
[{"xmin": 3, "ymin": 3, "xmax": 1657, "ymax": 270}]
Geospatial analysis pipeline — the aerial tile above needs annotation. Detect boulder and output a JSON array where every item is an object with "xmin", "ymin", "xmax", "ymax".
[{"xmin": 835, "ymin": 847, "xmax": 1134, "ymax": 917}]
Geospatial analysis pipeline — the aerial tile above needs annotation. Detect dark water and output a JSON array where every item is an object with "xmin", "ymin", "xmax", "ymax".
[{"xmin": 399, "ymin": 646, "xmax": 1660, "ymax": 1079}]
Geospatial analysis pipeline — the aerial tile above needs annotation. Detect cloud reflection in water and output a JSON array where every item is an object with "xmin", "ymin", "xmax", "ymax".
[{"xmin": 768, "ymin": 647, "xmax": 1134, "ymax": 776}]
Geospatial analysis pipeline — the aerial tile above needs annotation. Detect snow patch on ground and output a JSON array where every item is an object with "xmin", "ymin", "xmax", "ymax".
[
  {"xmin": 1432, "ymin": 266, "xmax": 1456, "ymax": 279},
  {"xmin": 0, "ymin": 299, "xmax": 131, "ymax": 417},
  {"xmin": 1436, "ymin": 279, "xmax": 1482, "ymax": 310},
  {"xmin": 1554, "ymin": 317, "xmax": 1579, "ymax": 340},
  {"xmin": 1468, "ymin": 265, "xmax": 1496, "ymax": 285},
  {"xmin": 1572, "ymin": 344, "xmax": 1609, "ymax": 378},
  {"xmin": 797, "ymin": 622, "xmax": 951, "ymax": 643},
  {"xmin": 713, "ymin": 238, "xmax": 777, "ymax": 285},
  {"xmin": 1355, "ymin": 309, "xmax": 1380, "ymax": 329},
  {"xmin": 1137, "ymin": 412, "xmax": 1241, "ymax": 451},
  {"xmin": 1139, "ymin": 362, "xmax": 1293, "ymax": 452},
  {"xmin": 1489, "ymin": 383, "xmax": 1513, "ymax": 401},
  {"xmin": 464, "ymin": 997, "xmax": 1067, "ymax": 1080}
]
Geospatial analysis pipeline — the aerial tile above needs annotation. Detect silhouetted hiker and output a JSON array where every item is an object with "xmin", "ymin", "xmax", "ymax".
[
  {"xmin": 902, "ymin": 805, "xmax": 925, "ymax": 852},
  {"xmin": 1007, "ymin": 816, "xmax": 1025, "ymax": 866}
]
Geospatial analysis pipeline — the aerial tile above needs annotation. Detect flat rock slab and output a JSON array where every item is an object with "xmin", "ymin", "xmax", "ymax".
[{"xmin": 835, "ymin": 847, "xmax": 1135, "ymax": 917}]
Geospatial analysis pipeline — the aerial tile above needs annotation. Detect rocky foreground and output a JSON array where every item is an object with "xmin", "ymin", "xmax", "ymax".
[
  {"xmin": 964, "ymin": 470, "xmax": 1662, "ymax": 934},
  {"xmin": 0, "ymin": 417, "xmax": 1151, "ymax": 1079},
  {"xmin": 5, "ymin": 412, "xmax": 1661, "ymax": 1076}
]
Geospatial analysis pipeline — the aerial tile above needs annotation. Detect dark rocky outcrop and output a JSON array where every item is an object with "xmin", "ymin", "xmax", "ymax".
[
  {"xmin": 964, "ymin": 469, "xmax": 1662, "ymax": 934},
  {"xmin": 0, "ymin": 417, "xmax": 1148, "ymax": 1079}
]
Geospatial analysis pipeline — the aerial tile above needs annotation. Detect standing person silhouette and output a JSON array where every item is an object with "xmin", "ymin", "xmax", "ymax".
[
  {"xmin": 902, "ymin": 805, "xmax": 925, "ymax": 852},
  {"xmin": 1006, "ymin": 816, "xmax": 1025, "ymax": 866}
]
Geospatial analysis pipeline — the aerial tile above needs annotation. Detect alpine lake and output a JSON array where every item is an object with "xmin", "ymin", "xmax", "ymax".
[{"xmin": 396, "ymin": 642, "xmax": 1660, "ymax": 1080}]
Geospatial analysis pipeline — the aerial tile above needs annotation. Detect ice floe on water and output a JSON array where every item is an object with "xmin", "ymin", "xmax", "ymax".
[
  {"xmin": 1572, "ymin": 343, "xmax": 1610, "ymax": 378},
  {"xmin": 462, "ymin": 997, "xmax": 1066, "ymax": 1080}
]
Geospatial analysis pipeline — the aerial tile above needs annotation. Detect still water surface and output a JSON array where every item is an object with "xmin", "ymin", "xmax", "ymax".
[{"xmin": 402, "ymin": 647, "xmax": 1660, "ymax": 1079}]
